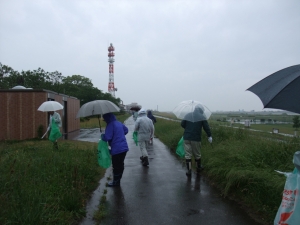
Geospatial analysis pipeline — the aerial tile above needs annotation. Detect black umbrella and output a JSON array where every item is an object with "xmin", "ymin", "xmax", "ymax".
[{"xmin": 247, "ymin": 64, "xmax": 300, "ymax": 114}]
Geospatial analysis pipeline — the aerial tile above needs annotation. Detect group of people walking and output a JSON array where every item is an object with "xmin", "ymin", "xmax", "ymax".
[{"xmin": 99, "ymin": 106, "xmax": 212, "ymax": 187}]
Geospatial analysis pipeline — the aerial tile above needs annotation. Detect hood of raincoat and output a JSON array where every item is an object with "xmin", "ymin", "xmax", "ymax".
[
  {"xmin": 195, "ymin": 106, "xmax": 204, "ymax": 114},
  {"xmin": 294, "ymin": 151, "xmax": 300, "ymax": 171},
  {"xmin": 103, "ymin": 113, "xmax": 116, "ymax": 124},
  {"xmin": 147, "ymin": 110, "xmax": 153, "ymax": 116},
  {"xmin": 101, "ymin": 112, "xmax": 129, "ymax": 156},
  {"xmin": 138, "ymin": 108, "xmax": 147, "ymax": 115}
]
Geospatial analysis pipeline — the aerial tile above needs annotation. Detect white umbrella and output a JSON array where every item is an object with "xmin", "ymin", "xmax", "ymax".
[
  {"xmin": 172, "ymin": 100, "xmax": 212, "ymax": 122},
  {"xmin": 76, "ymin": 100, "xmax": 120, "ymax": 133},
  {"xmin": 37, "ymin": 101, "xmax": 63, "ymax": 112}
]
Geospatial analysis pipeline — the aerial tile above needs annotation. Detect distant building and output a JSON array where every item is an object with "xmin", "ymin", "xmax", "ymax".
[{"xmin": 0, "ymin": 87, "xmax": 80, "ymax": 141}]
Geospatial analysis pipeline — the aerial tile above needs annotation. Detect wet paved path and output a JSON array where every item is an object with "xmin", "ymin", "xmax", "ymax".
[{"xmin": 79, "ymin": 117, "xmax": 260, "ymax": 225}]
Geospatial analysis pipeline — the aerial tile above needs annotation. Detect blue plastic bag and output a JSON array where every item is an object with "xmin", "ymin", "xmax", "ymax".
[
  {"xmin": 176, "ymin": 137, "xmax": 185, "ymax": 158},
  {"xmin": 97, "ymin": 139, "xmax": 111, "ymax": 169},
  {"xmin": 274, "ymin": 151, "xmax": 300, "ymax": 225}
]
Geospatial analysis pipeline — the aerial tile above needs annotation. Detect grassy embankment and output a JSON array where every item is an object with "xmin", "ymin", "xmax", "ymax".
[
  {"xmin": 153, "ymin": 115, "xmax": 299, "ymax": 225},
  {"xmin": 0, "ymin": 114, "xmax": 130, "ymax": 225}
]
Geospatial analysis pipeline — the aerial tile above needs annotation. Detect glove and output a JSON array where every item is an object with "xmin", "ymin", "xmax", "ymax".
[
  {"xmin": 208, "ymin": 137, "xmax": 212, "ymax": 143},
  {"xmin": 149, "ymin": 137, "xmax": 153, "ymax": 144}
]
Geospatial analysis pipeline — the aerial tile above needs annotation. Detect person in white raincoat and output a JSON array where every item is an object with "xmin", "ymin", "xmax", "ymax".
[
  {"xmin": 47, "ymin": 111, "xmax": 62, "ymax": 149},
  {"xmin": 134, "ymin": 108, "xmax": 154, "ymax": 166}
]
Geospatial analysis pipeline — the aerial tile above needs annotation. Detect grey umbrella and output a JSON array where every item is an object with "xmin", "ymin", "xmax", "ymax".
[
  {"xmin": 247, "ymin": 64, "xmax": 300, "ymax": 114},
  {"xmin": 76, "ymin": 100, "xmax": 120, "ymax": 132}
]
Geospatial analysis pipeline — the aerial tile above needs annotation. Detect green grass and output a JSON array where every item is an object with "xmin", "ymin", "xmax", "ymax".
[
  {"xmin": 210, "ymin": 113, "xmax": 295, "ymax": 123},
  {"xmin": 0, "ymin": 113, "xmax": 130, "ymax": 225},
  {"xmin": 154, "ymin": 111, "xmax": 297, "ymax": 137},
  {"xmin": 154, "ymin": 111, "xmax": 178, "ymax": 120},
  {"xmin": 250, "ymin": 123, "xmax": 296, "ymax": 135},
  {"xmin": 154, "ymin": 118, "xmax": 300, "ymax": 224},
  {"xmin": 0, "ymin": 140, "xmax": 105, "ymax": 225},
  {"xmin": 93, "ymin": 194, "xmax": 108, "ymax": 224},
  {"xmin": 80, "ymin": 117, "xmax": 105, "ymax": 129}
]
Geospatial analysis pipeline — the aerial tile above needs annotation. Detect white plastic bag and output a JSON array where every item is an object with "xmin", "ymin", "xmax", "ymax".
[{"xmin": 274, "ymin": 151, "xmax": 300, "ymax": 225}]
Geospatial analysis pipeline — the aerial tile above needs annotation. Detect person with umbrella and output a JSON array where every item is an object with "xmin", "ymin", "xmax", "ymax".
[
  {"xmin": 47, "ymin": 111, "xmax": 62, "ymax": 149},
  {"xmin": 134, "ymin": 108, "xmax": 154, "ymax": 166},
  {"xmin": 173, "ymin": 101, "xmax": 212, "ymax": 176},
  {"xmin": 38, "ymin": 101, "xmax": 63, "ymax": 149},
  {"xmin": 101, "ymin": 113, "xmax": 129, "ymax": 187}
]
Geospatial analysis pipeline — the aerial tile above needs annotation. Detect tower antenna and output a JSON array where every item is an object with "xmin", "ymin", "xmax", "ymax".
[{"xmin": 108, "ymin": 43, "xmax": 117, "ymax": 96}]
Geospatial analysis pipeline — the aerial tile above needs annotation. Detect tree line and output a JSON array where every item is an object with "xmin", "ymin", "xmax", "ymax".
[{"xmin": 0, "ymin": 62, "xmax": 122, "ymax": 107}]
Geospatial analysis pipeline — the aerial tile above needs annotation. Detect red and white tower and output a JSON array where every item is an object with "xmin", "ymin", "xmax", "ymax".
[{"xmin": 108, "ymin": 43, "xmax": 117, "ymax": 97}]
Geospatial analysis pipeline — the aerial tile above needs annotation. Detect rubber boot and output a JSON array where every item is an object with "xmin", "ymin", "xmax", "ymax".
[
  {"xmin": 195, "ymin": 158, "xmax": 204, "ymax": 173},
  {"xmin": 140, "ymin": 156, "xmax": 144, "ymax": 162},
  {"xmin": 107, "ymin": 174, "xmax": 121, "ymax": 187},
  {"xmin": 186, "ymin": 159, "xmax": 192, "ymax": 177},
  {"xmin": 142, "ymin": 156, "xmax": 149, "ymax": 166}
]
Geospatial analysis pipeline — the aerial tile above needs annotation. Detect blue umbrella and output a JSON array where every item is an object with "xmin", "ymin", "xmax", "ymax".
[{"xmin": 247, "ymin": 65, "xmax": 300, "ymax": 114}]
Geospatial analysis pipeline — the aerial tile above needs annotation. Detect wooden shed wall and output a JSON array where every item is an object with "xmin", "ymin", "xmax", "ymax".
[{"xmin": 0, "ymin": 91, "xmax": 80, "ymax": 141}]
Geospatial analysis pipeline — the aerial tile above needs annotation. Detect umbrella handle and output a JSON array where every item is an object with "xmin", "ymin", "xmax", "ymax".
[
  {"xmin": 98, "ymin": 115, "xmax": 102, "ymax": 133},
  {"xmin": 41, "ymin": 129, "xmax": 49, "ymax": 139}
]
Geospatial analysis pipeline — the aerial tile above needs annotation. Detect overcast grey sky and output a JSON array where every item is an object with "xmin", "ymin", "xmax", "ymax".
[{"xmin": 1, "ymin": 0, "xmax": 299, "ymax": 112}]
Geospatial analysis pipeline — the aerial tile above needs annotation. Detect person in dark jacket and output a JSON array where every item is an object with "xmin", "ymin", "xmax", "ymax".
[
  {"xmin": 101, "ymin": 113, "xmax": 129, "ymax": 187},
  {"xmin": 147, "ymin": 110, "xmax": 156, "ymax": 144},
  {"xmin": 147, "ymin": 110, "xmax": 157, "ymax": 124},
  {"xmin": 181, "ymin": 107, "xmax": 212, "ymax": 177}
]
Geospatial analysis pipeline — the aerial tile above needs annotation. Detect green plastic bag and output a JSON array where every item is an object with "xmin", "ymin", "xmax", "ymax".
[
  {"xmin": 133, "ymin": 131, "xmax": 138, "ymax": 146},
  {"xmin": 97, "ymin": 140, "xmax": 111, "ymax": 168},
  {"xmin": 49, "ymin": 117, "xmax": 62, "ymax": 142},
  {"xmin": 176, "ymin": 137, "xmax": 185, "ymax": 158}
]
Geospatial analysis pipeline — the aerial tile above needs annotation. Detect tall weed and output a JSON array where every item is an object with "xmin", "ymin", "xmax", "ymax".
[
  {"xmin": 154, "ymin": 118, "xmax": 300, "ymax": 224},
  {"xmin": 0, "ymin": 140, "xmax": 104, "ymax": 225}
]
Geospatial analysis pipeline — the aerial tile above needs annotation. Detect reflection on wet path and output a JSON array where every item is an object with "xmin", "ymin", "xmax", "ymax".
[{"xmin": 74, "ymin": 128, "xmax": 101, "ymax": 143}]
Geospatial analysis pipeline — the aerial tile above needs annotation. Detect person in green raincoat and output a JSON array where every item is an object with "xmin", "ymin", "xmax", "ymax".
[{"xmin": 48, "ymin": 111, "xmax": 62, "ymax": 149}]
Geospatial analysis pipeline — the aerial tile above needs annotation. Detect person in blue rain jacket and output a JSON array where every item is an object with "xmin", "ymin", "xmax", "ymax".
[{"xmin": 101, "ymin": 113, "xmax": 129, "ymax": 187}]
